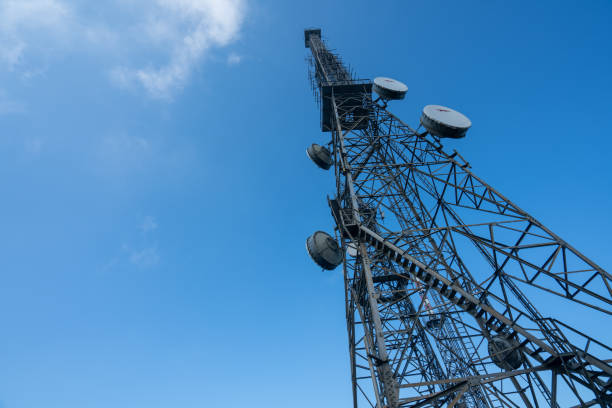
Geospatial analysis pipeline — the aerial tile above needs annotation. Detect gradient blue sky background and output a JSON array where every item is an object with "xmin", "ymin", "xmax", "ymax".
[{"xmin": 1, "ymin": 1, "xmax": 611, "ymax": 407}]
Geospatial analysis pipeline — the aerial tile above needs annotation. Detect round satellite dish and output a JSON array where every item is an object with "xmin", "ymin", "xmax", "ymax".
[
  {"xmin": 347, "ymin": 242, "xmax": 358, "ymax": 257},
  {"xmin": 421, "ymin": 105, "xmax": 471, "ymax": 139},
  {"xmin": 306, "ymin": 231, "xmax": 343, "ymax": 270},
  {"xmin": 373, "ymin": 77, "xmax": 408, "ymax": 100},
  {"xmin": 488, "ymin": 336, "xmax": 524, "ymax": 371},
  {"xmin": 421, "ymin": 105, "xmax": 472, "ymax": 139},
  {"xmin": 306, "ymin": 143, "xmax": 332, "ymax": 170}
]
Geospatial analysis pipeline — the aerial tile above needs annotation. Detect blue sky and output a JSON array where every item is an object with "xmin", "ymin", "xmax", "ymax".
[{"xmin": 0, "ymin": 1, "xmax": 611, "ymax": 407}]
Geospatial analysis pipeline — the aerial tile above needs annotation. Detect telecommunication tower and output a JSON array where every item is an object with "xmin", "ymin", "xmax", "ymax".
[{"xmin": 303, "ymin": 28, "xmax": 612, "ymax": 408}]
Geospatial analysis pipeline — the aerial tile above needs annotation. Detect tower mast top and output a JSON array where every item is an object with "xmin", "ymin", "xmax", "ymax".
[{"xmin": 304, "ymin": 28, "xmax": 371, "ymax": 132}]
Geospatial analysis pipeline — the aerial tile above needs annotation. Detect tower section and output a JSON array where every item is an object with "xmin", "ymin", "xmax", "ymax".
[{"xmin": 304, "ymin": 28, "xmax": 612, "ymax": 408}]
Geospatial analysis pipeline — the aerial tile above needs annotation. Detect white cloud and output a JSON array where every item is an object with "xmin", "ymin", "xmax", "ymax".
[
  {"xmin": 141, "ymin": 216, "xmax": 158, "ymax": 233},
  {"xmin": 114, "ymin": 0, "xmax": 246, "ymax": 99},
  {"xmin": 0, "ymin": 41, "xmax": 25, "ymax": 68},
  {"xmin": 1, "ymin": 0, "xmax": 247, "ymax": 98},
  {"xmin": 0, "ymin": 88, "xmax": 25, "ymax": 114},
  {"xmin": 0, "ymin": 0, "xmax": 70, "ymax": 69},
  {"xmin": 0, "ymin": 0, "xmax": 69, "ymax": 30},
  {"xmin": 227, "ymin": 52, "xmax": 241, "ymax": 65},
  {"xmin": 107, "ymin": 219, "xmax": 160, "ymax": 271},
  {"xmin": 129, "ymin": 247, "xmax": 160, "ymax": 268}
]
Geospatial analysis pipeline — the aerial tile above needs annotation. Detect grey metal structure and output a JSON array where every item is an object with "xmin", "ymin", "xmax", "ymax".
[{"xmin": 303, "ymin": 28, "xmax": 612, "ymax": 408}]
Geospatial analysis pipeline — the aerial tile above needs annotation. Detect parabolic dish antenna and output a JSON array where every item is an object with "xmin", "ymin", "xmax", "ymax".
[
  {"xmin": 306, "ymin": 231, "xmax": 343, "ymax": 270},
  {"xmin": 306, "ymin": 143, "xmax": 333, "ymax": 170},
  {"xmin": 373, "ymin": 77, "xmax": 408, "ymax": 100},
  {"xmin": 421, "ymin": 105, "xmax": 472, "ymax": 139}
]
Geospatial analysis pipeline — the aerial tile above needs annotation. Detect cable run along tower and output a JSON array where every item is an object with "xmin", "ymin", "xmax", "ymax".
[{"xmin": 303, "ymin": 28, "xmax": 612, "ymax": 408}]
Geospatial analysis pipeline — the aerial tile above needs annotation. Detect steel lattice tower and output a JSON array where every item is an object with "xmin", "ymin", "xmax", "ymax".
[{"xmin": 303, "ymin": 28, "xmax": 612, "ymax": 408}]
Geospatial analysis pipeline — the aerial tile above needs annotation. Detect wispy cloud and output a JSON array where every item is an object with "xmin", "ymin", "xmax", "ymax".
[
  {"xmin": 227, "ymin": 52, "xmax": 242, "ymax": 65},
  {"xmin": 0, "ymin": 0, "xmax": 69, "ymax": 29},
  {"xmin": 0, "ymin": 88, "xmax": 25, "ymax": 114},
  {"xmin": 111, "ymin": 217, "xmax": 161, "ymax": 270},
  {"xmin": 0, "ymin": 0, "xmax": 71, "ymax": 69},
  {"xmin": 1, "ymin": 0, "xmax": 247, "ymax": 99},
  {"xmin": 129, "ymin": 216, "xmax": 160, "ymax": 268},
  {"xmin": 112, "ymin": 0, "xmax": 246, "ymax": 99},
  {"xmin": 141, "ymin": 216, "xmax": 158, "ymax": 233},
  {"xmin": 89, "ymin": 129, "xmax": 197, "ymax": 181},
  {"xmin": 129, "ymin": 247, "xmax": 160, "ymax": 268},
  {"xmin": 0, "ymin": 41, "xmax": 25, "ymax": 69}
]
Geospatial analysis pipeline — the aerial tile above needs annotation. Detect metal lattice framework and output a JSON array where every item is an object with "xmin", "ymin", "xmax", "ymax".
[{"xmin": 304, "ymin": 28, "xmax": 612, "ymax": 408}]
